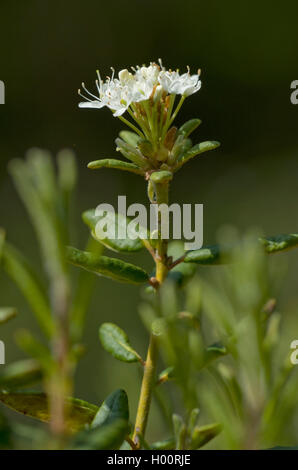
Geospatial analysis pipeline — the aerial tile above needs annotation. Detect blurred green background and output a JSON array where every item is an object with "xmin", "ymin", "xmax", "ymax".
[{"xmin": 0, "ymin": 0, "xmax": 298, "ymax": 442}]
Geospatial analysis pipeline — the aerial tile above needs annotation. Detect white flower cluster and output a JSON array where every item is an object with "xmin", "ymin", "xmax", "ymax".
[{"xmin": 79, "ymin": 61, "xmax": 201, "ymax": 117}]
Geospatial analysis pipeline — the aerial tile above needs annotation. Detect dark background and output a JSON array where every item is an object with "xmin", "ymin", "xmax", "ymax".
[{"xmin": 0, "ymin": 0, "xmax": 298, "ymax": 441}]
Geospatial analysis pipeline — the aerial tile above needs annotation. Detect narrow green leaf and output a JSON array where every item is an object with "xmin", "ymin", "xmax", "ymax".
[
  {"xmin": 92, "ymin": 389, "xmax": 129, "ymax": 428},
  {"xmin": 57, "ymin": 149, "xmax": 77, "ymax": 218},
  {"xmin": 115, "ymin": 138, "xmax": 148, "ymax": 168},
  {"xmin": 259, "ymin": 233, "xmax": 298, "ymax": 254},
  {"xmin": 157, "ymin": 366, "xmax": 175, "ymax": 384},
  {"xmin": 190, "ymin": 422, "xmax": 221, "ymax": 449},
  {"xmin": 173, "ymin": 414, "xmax": 186, "ymax": 450},
  {"xmin": 168, "ymin": 241, "xmax": 196, "ymax": 285},
  {"xmin": 26, "ymin": 148, "xmax": 57, "ymax": 206},
  {"xmin": 0, "ymin": 393, "xmax": 98, "ymax": 432},
  {"xmin": 82, "ymin": 209, "xmax": 144, "ymax": 253},
  {"xmin": 151, "ymin": 438, "xmax": 175, "ymax": 450},
  {"xmin": 203, "ymin": 342, "xmax": 227, "ymax": 367},
  {"xmin": 73, "ymin": 418, "xmax": 128, "ymax": 450},
  {"xmin": 0, "ymin": 307, "xmax": 17, "ymax": 325},
  {"xmin": 184, "ymin": 233, "xmax": 298, "ymax": 265},
  {"xmin": 57, "ymin": 149, "xmax": 77, "ymax": 195},
  {"xmin": 176, "ymin": 141, "xmax": 220, "ymax": 169},
  {"xmin": 1, "ymin": 243, "xmax": 54, "ymax": 337},
  {"xmin": 67, "ymin": 246, "xmax": 149, "ymax": 284},
  {"xmin": 270, "ymin": 446, "xmax": 298, "ymax": 450},
  {"xmin": 0, "ymin": 359, "xmax": 42, "ymax": 389},
  {"xmin": 99, "ymin": 323, "xmax": 142, "ymax": 363},
  {"xmin": 119, "ymin": 130, "xmax": 141, "ymax": 147},
  {"xmin": 8, "ymin": 157, "xmax": 66, "ymax": 280},
  {"xmin": 188, "ymin": 408, "xmax": 200, "ymax": 435},
  {"xmin": 169, "ymin": 135, "xmax": 192, "ymax": 164},
  {"xmin": 150, "ymin": 171, "xmax": 173, "ymax": 184},
  {"xmin": 178, "ymin": 119, "xmax": 202, "ymax": 138},
  {"xmin": 184, "ymin": 245, "xmax": 224, "ymax": 264},
  {"xmin": 138, "ymin": 139, "xmax": 155, "ymax": 158},
  {"xmin": 87, "ymin": 159, "xmax": 143, "ymax": 175}
]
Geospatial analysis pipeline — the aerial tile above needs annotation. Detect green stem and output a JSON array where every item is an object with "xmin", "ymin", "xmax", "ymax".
[
  {"xmin": 128, "ymin": 106, "xmax": 151, "ymax": 141},
  {"xmin": 132, "ymin": 333, "xmax": 158, "ymax": 446},
  {"xmin": 169, "ymin": 95, "xmax": 185, "ymax": 127},
  {"xmin": 118, "ymin": 115, "xmax": 145, "ymax": 138},
  {"xmin": 133, "ymin": 180, "xmax": 169, "ymax": 448}
]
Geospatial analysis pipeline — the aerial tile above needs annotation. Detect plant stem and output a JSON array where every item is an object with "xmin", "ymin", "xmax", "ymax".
[
  {"xmin": 132, "ymin": 333, "xmax": 158, "ymax": 446},
  {"xmin": 49, "ymin": 275, "xmax": 71, "ymax": 442},
  {"xmin": 133, "ymin": 181, "xmax": 169, "ymax": 448},
  {"xmin": 118, "ymin": 115, "xmax": 145, "ymax": 138}
]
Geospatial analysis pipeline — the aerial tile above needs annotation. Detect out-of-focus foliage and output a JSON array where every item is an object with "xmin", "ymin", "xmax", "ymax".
[
  {"xmin": 0, "ymin": 149, "xmax": 297, "ymax": 449},
  {"xmin": 139, "ymin": 234, "xmax": 298, "ymax": 449}
]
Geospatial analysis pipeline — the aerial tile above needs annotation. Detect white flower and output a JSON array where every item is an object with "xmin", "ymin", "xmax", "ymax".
[
  {"xmin": 135, "ymin": 64, "xmax": 160, "ymax": 86},
  {"xmin": 78, "ymin": 61, "xmax": 202, "ymax": 118},
  {"xmin": 118, "ymin": 69, "xmax": 134, "ymax": 84},
  {"xmin": 79, "ymin": 70, "xmax": 133, "ymax": 116},
  {"xmin": 158, "ymin": 69, "xmax": 201, "ymax": 97},
  {"xmin": 132, "ymin": 64, "xmax": 160, "ymax": 102}
]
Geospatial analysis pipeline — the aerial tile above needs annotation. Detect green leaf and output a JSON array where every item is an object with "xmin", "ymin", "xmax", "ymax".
[
  {"xmin": 57, "ymin": 149, "xmax": 77, "ymax": 218},
  {"xmin": 1, "ymin": 243, "xmax": 54, "ymax": 337},
  {"xmin": 168, "ymin": 241, "xmax": 196, "ymax": 285},
  {"xmin": 0, "ymin": 393, "xmax": 98, "ymax": 432},
  {"xmin": 150, "ymin": 171, "xmax": 173, "ymax": 184},
  {"xmin": 26, "ymin": 149, "xmax": 57, "ymax": 206},
  {"xmin": 115, "ymin": 138, "xmax": 148, "ymax": 168},
  {"xmin": 57, "ymin": 149, "xmax": 77, "ymax": 195},
  {"xmin": 0, "ymin": 359, "xmax": 42, "ymax": 389},
  {"xmin": 92, "ymin": 389, "xmax": 129, "ymax": 428},
  {"xmin": 259, "ymin": 233, "xmax": 298, "ymax": 254},
  {"xmin": 270, "ymin": 446, "xmax": 298, "ymax": 450},
  {"xmin": 87, "ymin": 159, "xmax": 142, "ymax": 175},
  {"xmin": 184, "ymin": 233, "xmax": 298, "ymax": 266},
  {"xmin": 169, "ymin": 135, "xmax": 192, "ymax": 164},
  {"xmin": 138, "ymin": 139, "xmax": 155, "ymax": 159},
  {"xmin": 204, "ymin": 342, "xmax": 227, "ymax": 367},
  {"xmin": 151, "ymin": 438, "xmax": 175, "ymax": 450},
  {"xmin": 173, "ymin": 414, "xmax": 187, "ymax": 450},
  {"xmin": 72, "ymin": 389, "xmax": 129, "ymax": 450},
  {"xmin": 73, "ymin": 418, "xmax": 128, "ymax": 450},
  {"xmin": 67, "ymin": 246, "xmax": 149, "ymax": 284},
  {"xmin": 0, "ymin": 307, "xmax": 17, "ymax": 325},
  {"xmin": 99, "ymin": 323, "xmax": 142, "ymax": 363},
  {"xmin": 8, "ymin": 157, "xmax": 66, "ymax": 280},
  {"xmin": 157, "ymin": 366, "xmax": 175, "ymax": 384},
  {"xmin": 176, "ymin": 141, "xmax": 220, "ymax": 169},
  {"xmin": 188, "ymin": 408, "xmax": 200, "ymax": 435},
  {"xmin": 190, "ymin": 422, "xmax": 221, "ymax": 449},
  {"xmin": 82, "ymin": 209, "xmax": 144, "ymax": 253},
  {"xmin": 184, "ymin": 245, "xmax": 223, "ymax": 265},
  {"xmin": 178, "ymin": 119, "xmax": 202, "ymax": 138},
  {"xmin": 119, "ymin": 130, "xmax": 141, "ymax": 147}
]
